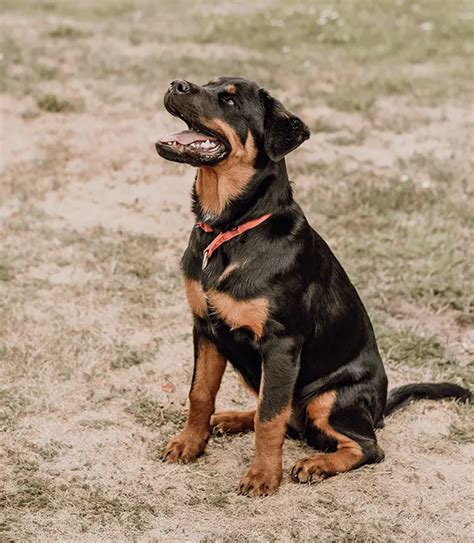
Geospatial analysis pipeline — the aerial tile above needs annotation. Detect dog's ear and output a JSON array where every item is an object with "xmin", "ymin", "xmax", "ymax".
[{"xmin": 262, "ymin": 90, "xmax": 310, "ymax": 162}]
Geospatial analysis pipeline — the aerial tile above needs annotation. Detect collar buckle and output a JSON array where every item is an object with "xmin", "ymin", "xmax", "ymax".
[
  {"xmin": 196, "ymin": 212, "xmax": 273, "ymax": 269},
  {"xmin": 202, "ymin": 250, "xmax": 210, "ymax": 270}
]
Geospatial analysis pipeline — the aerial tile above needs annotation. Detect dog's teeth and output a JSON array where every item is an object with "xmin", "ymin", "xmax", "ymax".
[{"xmin": 201, "ymin": 140, "xmax": 214, "ymax": 149}]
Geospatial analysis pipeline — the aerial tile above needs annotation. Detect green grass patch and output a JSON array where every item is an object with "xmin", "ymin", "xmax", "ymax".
[
  {"xmin": 0, "ymin": 389, "xmax": 26, "ymax": 431},
  {"xmin": 329, "ymin": 130, "xmax": 366, "ymax": 146},
  {"xmin": 0, "ymin": 0, "xmax": 136, "ymax": 19},
  {"xmin": 78, "ymin": 419, "xmax": 115, "ymax": 429},
  {"xmin": 0, "ymin": 262, "xmax": 13, "ymax": 281},
  {"xmin": 377, "ymin": 328, "xmax": 470, "ymax": 382},
  {"xmin": 310, "ymin": 117, "xmax": 340, "ymax": 134},
  {"xmin": 112, "ymin": 345, "xmax": 146, "ymax": 369},
  {"xmin": 36, "ymin": 94, "xmax": 77, "ymax": 113},
  {"xmin": 378, "ymin": 329, "xmax": 445, "ymax": 366},
  {"xmin": 301, "ymin": 159, "xmax": 472, "ymax": 320},
  {"xmin": 126, "ymin": 397, "xmax": 185, "ymax": 429},
  {"xmin": 195, "ymin": 0, "xmax": 473, "ymax": 64},
  {"xmin": 326, "ymin": 91, "xmax": 375, "ymax": 114},
  {"xmin": 48, "ymin": 25, "xmax": 86, "ymax": 39},
  {"xmin": 26, "ymin": 439, "xmax": 70, "ymax": 461}
]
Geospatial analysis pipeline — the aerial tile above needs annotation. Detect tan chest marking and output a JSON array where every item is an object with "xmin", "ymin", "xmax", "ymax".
[
  {"xmin": 195, "ymin": 123, "xmax": 257, "ymax": 216},
  {"xmin": 184, "ymin": 278, "xmax": 207, "ymax": 318},
  {"xmin": 207, "ymin": 289, "xmax": 269, "ymax": 339},
  {"xmin": 184, "ymin": 277, "xmax": 268, "ymax": 339}
]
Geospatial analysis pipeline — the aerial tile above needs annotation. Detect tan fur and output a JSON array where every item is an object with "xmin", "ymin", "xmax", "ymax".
[
  {"xmin": 184, "ymin": 278, "xmax": 207, "ymax": 318},
  {"xmin": 211, "ymin": 409, "xmax": 255, "ymax": 433},
  {"xmin": 253, "ymin": 407, "xmax": 289, "ymax": 466},
  {"xmin": 225, "ymin": 84, "xmax": 237, "ymax": 94},
  {"xmin": 187, "ymin": 339, "xmax": 226, "ymax": 430},
  {"xmin": 239, "ymin": 405, "xmax": 290, "ymax": 496},
  {"xmin": 306, "ymin": 391, "xmax": 360, "ymax": 452},
  {"xmin": 162, "ymin": 339, "xmax": 226, "ymax": 463},
  {"xmin": 207, "ymin": 289, "xmax": 269, "ymax": 339},
  {"xmin": 195, "ymin": 120, "xmax": 257, "ymax": 215},
  {"xmin": 291, "ymin": 391, "xmax": 363, "ymax": 481},
  {"xmin": 218, "ymin": 262, "xmax": 239, "ymax": 282}
]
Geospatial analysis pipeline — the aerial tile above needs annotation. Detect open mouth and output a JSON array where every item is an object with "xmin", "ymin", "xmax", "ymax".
[
  {"xmin": 160, "ymin": 130, "xmax": 223, "ymax": 155},
  {"xmin": 156, "ymin": 104, "xmax": 229, "ymax": 166}
]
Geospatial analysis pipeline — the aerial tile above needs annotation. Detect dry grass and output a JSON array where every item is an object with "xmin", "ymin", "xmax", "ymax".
[{"xmin": 1, "ymin": 0, "xmax": 473, "ymax": 541}]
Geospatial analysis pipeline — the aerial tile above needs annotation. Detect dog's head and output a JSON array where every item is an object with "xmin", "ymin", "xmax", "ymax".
[{"xmin": 155, "ymin": 76, "xmax": 310, "ymax": 168}]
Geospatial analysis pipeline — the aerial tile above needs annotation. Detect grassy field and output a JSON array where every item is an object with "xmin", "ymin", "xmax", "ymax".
[{"xmin": 1, "ymin": 0, "xmax": 473, "ymax": 541}]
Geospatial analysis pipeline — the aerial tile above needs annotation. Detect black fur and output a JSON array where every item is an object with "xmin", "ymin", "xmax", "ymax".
[
  {"xmin": 384, "ymin": 382, "xmax": 471, "ymax": 417},
  {"xmin": 157, "ymin": 76, "xmax": 471, "ymax": 476},
  {"xmin": 261, "ymin": 90, "xmax": 310, "ymax": 161}
]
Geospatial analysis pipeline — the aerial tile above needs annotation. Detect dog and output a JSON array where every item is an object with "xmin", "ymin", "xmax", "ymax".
[{"xmin": 155, "ymin": 76, "xmax": 470, "ymax": 497}]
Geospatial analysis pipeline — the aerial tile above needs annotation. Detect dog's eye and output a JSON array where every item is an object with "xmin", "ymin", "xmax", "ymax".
[{"xmin": 222, "ymin": 96, "xmax": 236, "ymax": 106}]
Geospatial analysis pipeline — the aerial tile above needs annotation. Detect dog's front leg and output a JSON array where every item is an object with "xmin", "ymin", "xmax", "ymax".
[
  {"xmin": 238, "ymin": 336, "xmax": 300, "ymax": 497},
  {"xmin": 162, "ymin": 327, "xmax": 226, "ymax": 463}
]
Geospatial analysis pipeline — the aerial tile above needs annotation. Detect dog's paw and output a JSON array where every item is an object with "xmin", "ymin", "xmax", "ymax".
[
  {"xmin": 211, "ymin": 410, "xmax": 254, "ymax": 435},
  {"xmin": 290, "ymin": 455, "xmax": 332, "ymax": 483},
  {"xmin": 161, "ymin": 431, "xmax": 208, "ymax": 463},
  {"xmin": 237, "ymin": 466, "xmax": 281, "ymax": 497}
]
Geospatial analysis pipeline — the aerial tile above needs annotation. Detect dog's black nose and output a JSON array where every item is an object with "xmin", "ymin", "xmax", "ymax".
[{"xmin": 170, "ymin": 80, "xmax": 190, "ymax": 94}]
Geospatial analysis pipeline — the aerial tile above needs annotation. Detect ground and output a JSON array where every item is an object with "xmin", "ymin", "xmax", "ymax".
[{"xmin": 0, "ymin": 1, "xmax": 473, "ymax": 541}]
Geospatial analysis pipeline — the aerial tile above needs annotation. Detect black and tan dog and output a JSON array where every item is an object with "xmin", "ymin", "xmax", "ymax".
[{"xmin": 155, "ymin": 77, "xmax": 470, "ymax": 497}]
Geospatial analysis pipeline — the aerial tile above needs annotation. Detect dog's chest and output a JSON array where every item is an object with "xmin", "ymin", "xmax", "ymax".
[
  {"xmin": 183, "ymin": 273, "xmax": 268, "ymax": 341},
  {"xmin": 183, "ymin": 249, "xmax": 265, "ymax": 333}
]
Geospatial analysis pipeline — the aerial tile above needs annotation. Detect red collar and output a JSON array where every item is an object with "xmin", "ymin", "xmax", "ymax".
[{"xmin": 196, "ymin": 213, "xmax": 273, "ymax": 269}]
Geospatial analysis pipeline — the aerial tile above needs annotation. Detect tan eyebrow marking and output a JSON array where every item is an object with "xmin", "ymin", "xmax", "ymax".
[{"xmin": 225, "ymin": 84, "xmax": 237, "ymax": 94}]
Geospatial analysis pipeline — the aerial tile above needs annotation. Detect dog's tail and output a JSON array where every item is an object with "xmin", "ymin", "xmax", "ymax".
[{"xmin": 384, "ymin": 382, "xmax": 471, "ymax": 417}]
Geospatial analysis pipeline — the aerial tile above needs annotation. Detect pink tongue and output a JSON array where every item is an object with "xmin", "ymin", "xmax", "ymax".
[{"xmin": 160, "ymin": 130, "xmax": 215, "ymax": 145}]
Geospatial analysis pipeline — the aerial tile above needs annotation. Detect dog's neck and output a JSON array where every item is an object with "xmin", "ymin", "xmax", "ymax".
[{"xmin": 192, "ymin": 159, "xmax": 293, "ymax": 230}]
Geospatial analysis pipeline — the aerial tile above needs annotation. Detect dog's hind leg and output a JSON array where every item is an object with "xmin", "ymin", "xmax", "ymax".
[{"xmin": 291, "ymin": 390, "xmax": 384, "ymax": 483}]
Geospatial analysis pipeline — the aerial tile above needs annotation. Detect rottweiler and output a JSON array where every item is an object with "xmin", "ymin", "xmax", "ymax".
[{"xmin": 155, "ymin": 76, "xmax": 470, "ymax": 497}]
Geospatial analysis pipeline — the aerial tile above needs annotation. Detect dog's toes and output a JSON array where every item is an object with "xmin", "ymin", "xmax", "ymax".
[
  {"xmin": 290, "ymin": 456, "xmax": 327, "ymax": 484},
  {"xmin": 161, "ymin": 432, "xmax": 207, "ymax": 463},
  {"xmin": 237, "ymin": 467, "xmax": 281, "ymax": 497}
]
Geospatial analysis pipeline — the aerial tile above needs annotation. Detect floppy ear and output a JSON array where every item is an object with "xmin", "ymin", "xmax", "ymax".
[{"xmin": 262, "ymin": 90, "xmax": 310, "ymax": 162}]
